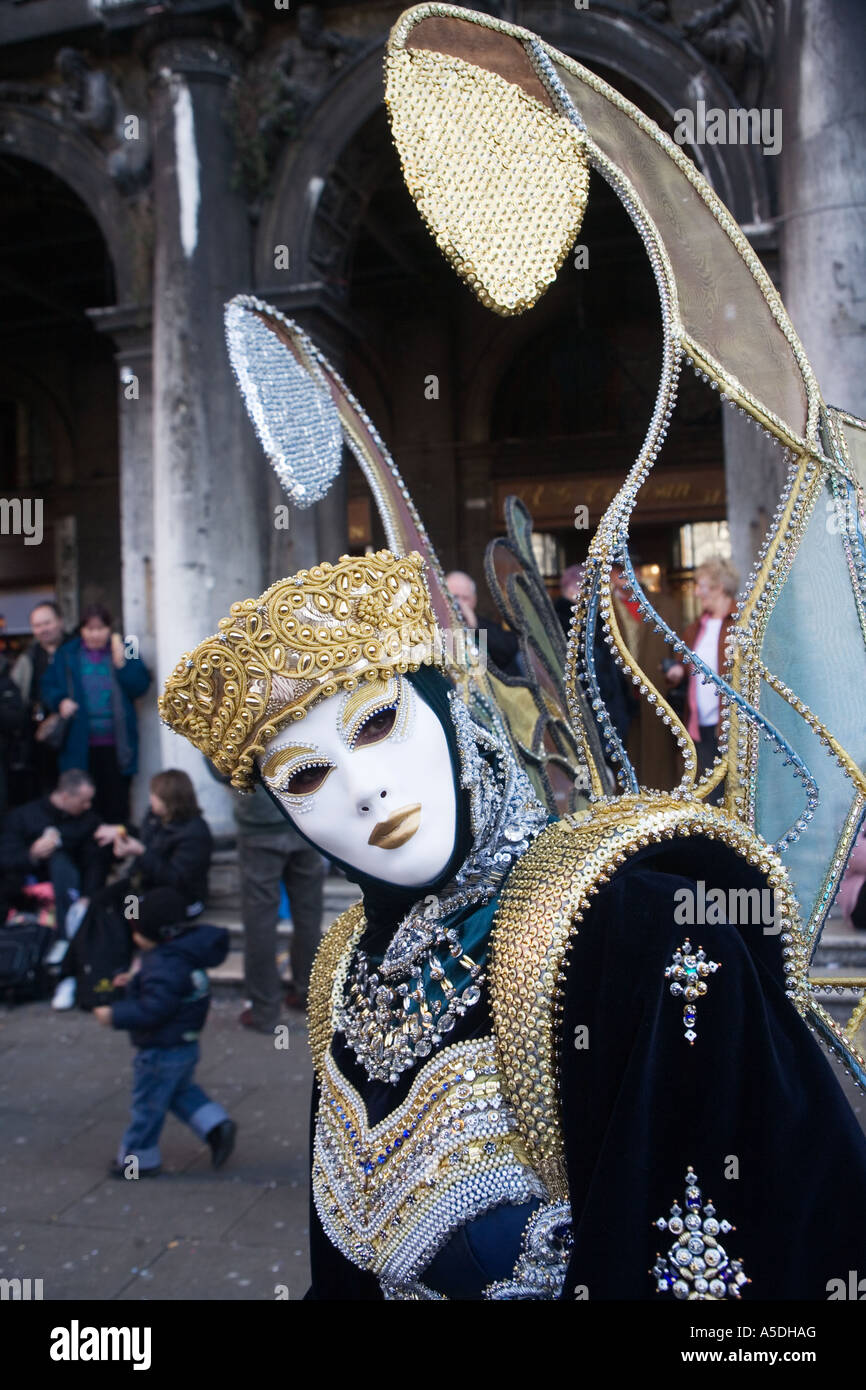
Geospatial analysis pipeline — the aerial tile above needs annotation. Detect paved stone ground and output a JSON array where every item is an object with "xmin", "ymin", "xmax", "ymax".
[
  {"xmin": 0, "ymin": 994, "xmax": 313, "ymax": 1301},
  {"xmin": 1, "ymin": 935, "xmax": 864, "ymax": 1302}
]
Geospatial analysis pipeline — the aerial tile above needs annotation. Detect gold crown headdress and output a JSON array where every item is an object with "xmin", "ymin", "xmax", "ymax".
[{"xmin": 159, "ymin": 550, "xmax": 440, "ymax": 790}]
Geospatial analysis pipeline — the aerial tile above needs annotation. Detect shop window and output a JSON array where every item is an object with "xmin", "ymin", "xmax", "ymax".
[
  {"xmin": 531, "ymin": 531, "xmax": 563, "ymax": 579},
  {"xmin": 677, "ymin": 521, "xmax": 731, "ymax": 571}
]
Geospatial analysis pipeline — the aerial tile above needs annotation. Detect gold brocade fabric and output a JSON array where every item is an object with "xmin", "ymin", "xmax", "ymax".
[
  {"xmin": 312, "ymin": 1036, "xmax": 544, "ymax": 1295},
  {"xmin": 159, "ymin": 550, "xmax": 439, "ymax": 790},
  {"xmin": 308, "ymin": 905, "xmax": 545, "ymax": 1296}
]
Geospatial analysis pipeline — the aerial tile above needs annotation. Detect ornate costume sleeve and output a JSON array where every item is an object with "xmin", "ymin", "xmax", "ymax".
[{"xmin": 557, "ymin": 839, "xmax": 866, "ymax": 1300}]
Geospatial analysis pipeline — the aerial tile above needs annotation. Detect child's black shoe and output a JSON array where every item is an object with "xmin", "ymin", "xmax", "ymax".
[{"xmin": 206, "ymin": 1119, "xmax": 237, "ymax": 1169}]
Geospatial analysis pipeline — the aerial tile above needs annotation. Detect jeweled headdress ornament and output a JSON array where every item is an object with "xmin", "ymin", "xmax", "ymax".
[{"xmin": 159, "ymin": 550, "xmax": 440, "ymax": 790}]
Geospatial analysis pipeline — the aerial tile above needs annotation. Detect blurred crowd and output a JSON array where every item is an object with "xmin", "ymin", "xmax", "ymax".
[{"xmin": 0, "ymin": 599, "xmax": 327, "ymax": 1026}]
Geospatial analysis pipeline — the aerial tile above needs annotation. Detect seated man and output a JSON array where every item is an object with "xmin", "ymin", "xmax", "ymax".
[{"xmin": 0, "ymin": 768, "xmax": 109, "ymax": 929}]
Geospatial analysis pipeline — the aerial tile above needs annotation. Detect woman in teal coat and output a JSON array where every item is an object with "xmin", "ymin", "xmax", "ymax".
[{"xmin": 41, "ymin": 605, "xmax": 151, "ymax": 823}]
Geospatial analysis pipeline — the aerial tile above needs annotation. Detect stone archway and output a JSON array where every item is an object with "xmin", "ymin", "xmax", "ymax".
[
  {"xmin": 0, "ymin": 140, "xmax": 126, "ymax": 665},
  {"xmin": 259, "ymin": 5, "xmax": 774, "ymax": 298},
  {"xmin": 255, "ymin": 39, "xmax": 388, "ymax": 300},
  {"xmin": 0, "ymin": 104, "xmax": 143, "ymax": 303}
]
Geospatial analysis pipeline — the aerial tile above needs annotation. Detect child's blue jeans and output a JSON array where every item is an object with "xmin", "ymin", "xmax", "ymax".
[{"xmin": 117, "ymin": 1042, "xmax": 228, "ymax": 1170}]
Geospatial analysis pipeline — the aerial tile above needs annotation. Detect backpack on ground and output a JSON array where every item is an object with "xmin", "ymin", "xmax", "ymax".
[{"xmin": 0, "ymin": 914, "xmax": 55, "ymax": 1001}]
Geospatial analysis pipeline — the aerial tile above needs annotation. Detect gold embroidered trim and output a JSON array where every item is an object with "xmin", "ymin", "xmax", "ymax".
[
  {"xmin": 313, "ymin": 1035, "xmax": 543, "ymax": 1283},
  {"xmin": 160, "ymin": 550, "xmax": 440, "ymax": 790},
  {"xmin": 489, "ymin": 797, "xmax": 801, "ymax": 1200},
  {"xmin": 308, "ymin": 901, "xmax": 365, "ymax": 1079}
]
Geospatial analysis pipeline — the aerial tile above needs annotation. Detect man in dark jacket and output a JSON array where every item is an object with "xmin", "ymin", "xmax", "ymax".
[
  {"xmin": 0, "ymin": 767, "xmax": 109, "ymax": 925},
  {"xmin": 445, "ymin": 570, "xmax": 521, "ymax": 676},
  {"xmin": 10, "ymin": 600, "xmax": 67, "ymax": 802},
  {"xmin": 94, "ymin": 887, "xmax": 236, "ymax": 1178}
]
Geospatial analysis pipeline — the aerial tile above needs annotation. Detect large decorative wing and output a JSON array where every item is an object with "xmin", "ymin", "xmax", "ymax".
[{"xmin": 384, "ymin": 3, "xmax": 866, "ymax": 1081}]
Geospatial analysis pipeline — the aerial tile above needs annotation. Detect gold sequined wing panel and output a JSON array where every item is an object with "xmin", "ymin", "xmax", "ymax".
[{"xmin": 385, "ymin": 3, "xmax": 816, "ymax": 439}]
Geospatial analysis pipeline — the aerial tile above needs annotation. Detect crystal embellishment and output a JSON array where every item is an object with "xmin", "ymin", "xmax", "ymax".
[
  {"xmin": 664, "ymin": 938, "xmax": 720, "ymax": 1044},
  {"xmin": 651, "ymin": 1169, "xmax": 749, "ymax": 1299},
  {"xmin": 225, "ymin": 298, "xmax": 343, "ymax": 507}
]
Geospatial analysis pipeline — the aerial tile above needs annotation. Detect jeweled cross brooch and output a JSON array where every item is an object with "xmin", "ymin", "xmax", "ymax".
[{"xmin": 664, "ymin": 939, "xmax": 720, "ymax": 1044}]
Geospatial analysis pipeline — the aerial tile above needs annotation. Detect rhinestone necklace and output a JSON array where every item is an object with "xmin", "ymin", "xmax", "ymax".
[{"xmin": 338, "ymin": 926, "xmax": 486, "ymax": 1084}]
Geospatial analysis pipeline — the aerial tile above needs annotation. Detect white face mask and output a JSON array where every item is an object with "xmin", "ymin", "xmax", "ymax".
[{"xmin": 258, "ymin": 676, "xmax": 457, "ymax": 886}]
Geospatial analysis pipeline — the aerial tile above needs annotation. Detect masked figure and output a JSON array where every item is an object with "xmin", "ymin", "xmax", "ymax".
[
  {"xmin": 160, "ymin": 4, "xmax": 866, "ymax": 1299},
  {"xmin": 160, "ymin": 550, "xmax": 866, "ymax": 1300}
]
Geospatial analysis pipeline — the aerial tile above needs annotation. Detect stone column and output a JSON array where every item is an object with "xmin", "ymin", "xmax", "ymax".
[
  {"xmin": 88, "ymin": 304, "xmax": 160, "ymax": 825},
  {"xmin": 777, "ymin": 0, "xmax": 866, "ymax": 415},
  {"xmin": 149, "ymin": 37, "xmax": 260, "ymax": 831}
]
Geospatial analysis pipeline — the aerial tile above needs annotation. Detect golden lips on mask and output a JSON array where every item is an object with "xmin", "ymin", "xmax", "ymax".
[{"xmin": 367, "ymin": 804, "xmax": 422, "ymax": 849}]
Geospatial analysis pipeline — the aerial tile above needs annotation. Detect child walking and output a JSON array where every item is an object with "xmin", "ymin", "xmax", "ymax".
[{"xmin": 94, "ymin": 887, "xmax": 237, "ymax": 1177}]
